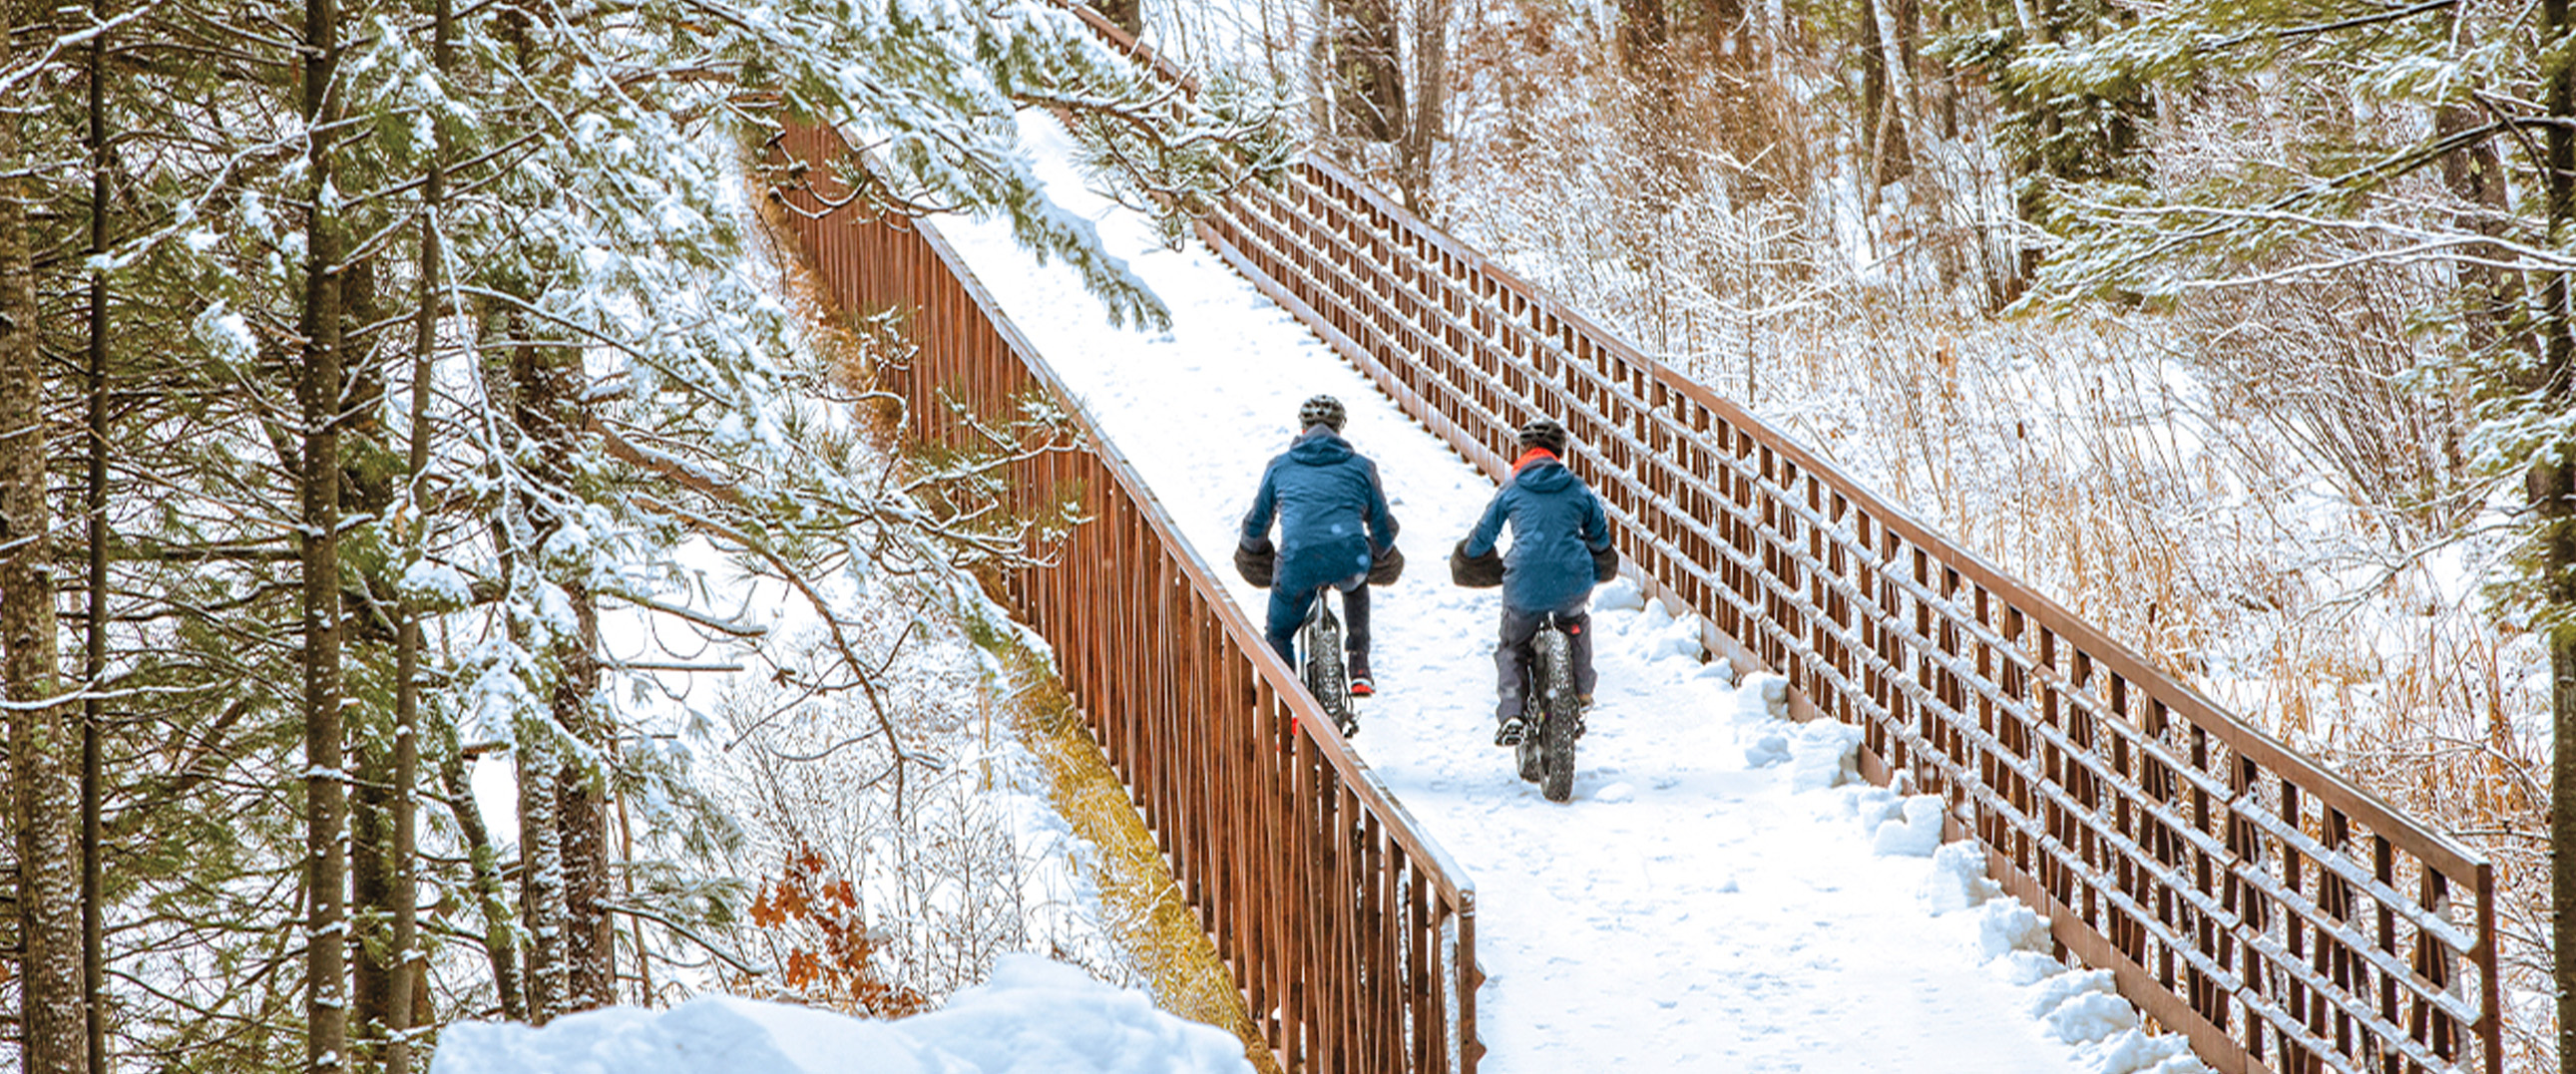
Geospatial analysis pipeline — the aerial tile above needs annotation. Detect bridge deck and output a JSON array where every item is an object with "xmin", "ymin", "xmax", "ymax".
[{"xmin": 932, "ymin": 113, "xmax": 2188, "ymax": 1073}]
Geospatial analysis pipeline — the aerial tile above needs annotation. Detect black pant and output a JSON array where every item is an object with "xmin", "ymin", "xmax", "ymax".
[{"xmin": 1494, "ymin": 604, "xmax": 1593, "ymax": 720}]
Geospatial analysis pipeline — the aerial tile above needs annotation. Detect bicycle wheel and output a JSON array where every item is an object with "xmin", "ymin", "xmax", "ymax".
[
  {"xmin": 1533, "ymin": 624, "xmax": 1579, "ymax": 803},
  {"xmin": 1300, "ymin": 591, "xmax": 1353, "ymax": 735}
]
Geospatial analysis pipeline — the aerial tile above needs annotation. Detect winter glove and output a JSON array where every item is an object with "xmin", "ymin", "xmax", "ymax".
[
  {"xmin": 1450, "ymin": 539, "xmax": 1503, "ymax": 588},
  {"xmin": 1368, "ymin": 543, "xmax": 1406, "ymax": 586},
  {"xmin": 1234, "ymin": 537, "xmax": 1276, "ymax": 588},
  {"xmin": 1591, "ymin": 541, "xmax": 1619, "ymax": 583}
]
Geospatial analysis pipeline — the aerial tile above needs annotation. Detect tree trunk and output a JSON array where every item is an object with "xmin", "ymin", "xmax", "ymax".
[
  {"xmin": 3, "ymin": 1, "xmax": 89, "ymax": 1069},
  {"xmin": 506, "ymin": 308, "xmax": 613, "ymax": 1011},
  {"xmin": 1396, "ymin": 0, "xmax": 1446, "ymax": 212},
  {"xmin": 351, "ymin": 725, "xmax": 390, "ymax": 1067},
  {"xmin": 82, "ymin": 6, "xmax": 112, "ymax": 1070},
  {"xmin": 2544, "ymin": 0, "xmax": 2576, "ymax": 1069},
  {"xmin": 517, "ymin": 730, "xmax": 566, "ymax": 1021},
  {"xmin": 344, "ymin": 249, "xmax": 394, "ymax": 1070},
  {"xmin": 557, "ymin": 588, "xmax": 613, "ymax": 1009},
  {"xmin": 2438, "ymin": 105, "xmax": 2518, "ymax": 359},
  {"xmin": 386, "ymin": 0, "xmax": 452, "ymax": 1063},
  {"xmin": 1859, "ymin": 0, "xmax": 1917, "ymax": 185},
  {"xmin": 552, "ymin": 545, "xmax": 610, "ymax": 1007},
  {"xmin": 338, "ymin": 248, "xmax": 411, "ymax": 1072},
  {"xmin": 301, "ymin": 0, "xmax": 351, "ymax": 1066},
  {"xmin": 1618, "ymin": 0, "xmax": 1685, "ymax": 193},
  {"xmin": 1326, "ymin": 0, "xmax": 1406, "ymax": 143},
  {"xmin": 2002, "ymin": 0, "xmax": 2054, "ymax": 289},
  {"xmin": 472, "ymin": 300, "xmax": 569, "ymax": 1023},
  {"xmin": 2550, "ymin": 462, "xmax": 2574, "ymax": 1074},
  {"xmin": 439, "ymin": 745, "xmax": 523, "ymax": 1021}
]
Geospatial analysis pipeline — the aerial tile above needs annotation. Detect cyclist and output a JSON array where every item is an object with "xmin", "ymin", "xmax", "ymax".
[
  {"xmin": 1451, "ymin": 417, "xmax": 1618, "ymax": 745},
  {"xmin": 1234, "ymin": 395, "xmax": 1404, "ymax": 695}
]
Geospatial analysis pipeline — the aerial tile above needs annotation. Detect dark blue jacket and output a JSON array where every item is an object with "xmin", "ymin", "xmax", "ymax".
[
  {"xmin": 1463, "ymin": 452, "xmax": 1611, "ymax": 613},
  {"xmin": 1241, "ymin": 426, "xmax": 1400, "ymax": 594}
]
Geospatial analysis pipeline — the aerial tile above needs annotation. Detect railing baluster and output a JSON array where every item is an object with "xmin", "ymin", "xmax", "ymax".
[
  {"xmin": 1174, "ymin": 118, "xmax": 2499, "ymax": 1074},
  {"xmin": 772, "ymin": 124, "xmax": 1479, "ymax": 1074}
]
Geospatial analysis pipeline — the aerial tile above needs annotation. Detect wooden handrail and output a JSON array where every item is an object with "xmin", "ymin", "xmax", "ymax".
[
  {"xmin": 770, "ymin": 123, "xmax": 1482, "ymax": 1074},
  {"xmin": 1191, "ymin": 148, "xmax": 2501, "ymax": 1074}
]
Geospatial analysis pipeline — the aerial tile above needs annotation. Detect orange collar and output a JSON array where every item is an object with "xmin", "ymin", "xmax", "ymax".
[{"xmin": 1513, "ymin": 447, "xmax": 1556, "ymax": 472}]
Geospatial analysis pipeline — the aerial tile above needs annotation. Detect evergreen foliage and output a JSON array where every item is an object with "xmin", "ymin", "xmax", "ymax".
[{"xmin": 0, "ymin": 0, "xmax": 1276, "ymax": 1067}]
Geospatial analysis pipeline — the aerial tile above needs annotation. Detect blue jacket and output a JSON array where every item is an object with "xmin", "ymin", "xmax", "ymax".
[
  {"xmin": 1241, "ymin": 426, "xmax": 1400, "ymax": 594},
  {"xmin": 1463, "ymin": 451, "xmax": 1611, "ymax": 613}
]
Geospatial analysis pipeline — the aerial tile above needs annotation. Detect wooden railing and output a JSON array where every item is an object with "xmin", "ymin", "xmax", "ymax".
[
  {"xmin": 1192, "ymin": 154, "xmax": 2502, "ymax": 1074},
  {"xmin": 771, "ymin": 124, "xmax": 1482, "ymax": 1074}
]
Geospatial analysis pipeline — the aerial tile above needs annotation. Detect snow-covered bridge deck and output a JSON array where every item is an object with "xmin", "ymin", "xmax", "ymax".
[{"xmin": 930, "ymin": 113, "xmax": 2194, "ymax": 1073}]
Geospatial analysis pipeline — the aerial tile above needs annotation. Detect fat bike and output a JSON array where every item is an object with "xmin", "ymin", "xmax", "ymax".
[
  {"xmin": 1296, "ymin": 585, "xmax": 1361, "ymax": 738},
  {"xmin": 1509, "ymin": 613, "xmax": 1582, "ymax": 803}
]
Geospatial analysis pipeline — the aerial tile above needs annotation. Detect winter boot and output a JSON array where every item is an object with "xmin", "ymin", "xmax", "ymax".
[{"xmin": 1348, "ymin": 652, "xmax": 1375, "ymax": 698}]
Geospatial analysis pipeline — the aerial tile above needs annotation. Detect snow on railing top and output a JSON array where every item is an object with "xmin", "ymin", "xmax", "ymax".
[
  {"xmin": 770, "ymin": 121, "xmax": 1482, "ymax": 1074},
  {"xmin": 1168, "ymin": 91, "xmax": 2501, "ymax": 1074}
]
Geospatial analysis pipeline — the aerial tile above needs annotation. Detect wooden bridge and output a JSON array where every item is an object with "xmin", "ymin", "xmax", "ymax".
[{"xmin": 769, "ymin": 21, "xmax": 2502, "ymax": 1071}]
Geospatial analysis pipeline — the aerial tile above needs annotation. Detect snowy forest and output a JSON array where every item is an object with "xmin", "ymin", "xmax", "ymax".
[{"xmin": 2, "ymin": 0, "xmax": 2573, "ymax": 1067}]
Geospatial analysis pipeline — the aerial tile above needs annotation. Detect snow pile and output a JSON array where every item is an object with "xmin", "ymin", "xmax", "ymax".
[
  {"xmin": 1737, "ymin": 680, "xmax": 1854, "ymax": 786},
  {"xmin": 2029, "ymin": 971, "xmax": 2141, "ymax": 1043},
  {"xmin": 1922, "ymin": 841, "xmax": 2003, "ymax": 913},
  {"xmin": 1745, "ymin": 670, "xmax": 1792, "ymax": 718},
  {"xmin": 1787, "ymin": 719, "xmax": 1863, "ymax": 791},
  {"xmin": 1869, "ymin": 794, "xmax": 1946, "ymax": 857},
  {"xmin": 428, "ymin": 955, "xmax": 1253, "ymax": 1074},
  {"xmin": 1591, "ymin": 575, "xmax": 1648, "ymax": 612},
  {"xmin": 1908, "ymin": 842, "xmax": 2213, "ymax": 1074}
]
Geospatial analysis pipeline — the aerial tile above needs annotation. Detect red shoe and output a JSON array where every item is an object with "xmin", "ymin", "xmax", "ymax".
[{"xmin": 1347, "ymin": 656, "xmax": 1374, "ymax": 697}]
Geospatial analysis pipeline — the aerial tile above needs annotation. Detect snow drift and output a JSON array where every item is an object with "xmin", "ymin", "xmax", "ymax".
[{"xmin": 427, "ymin": 954, "xmax": 1253, "ymax": 1074}]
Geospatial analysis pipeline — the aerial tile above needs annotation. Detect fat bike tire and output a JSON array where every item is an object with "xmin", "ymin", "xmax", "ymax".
[
  {"xmin": 1302, "ymin": 603, "xmax": 1356, "ymax": 737},
  {"xmin": 1534, "ymin": 626, "xmax": 1579, "ymax": 803}
]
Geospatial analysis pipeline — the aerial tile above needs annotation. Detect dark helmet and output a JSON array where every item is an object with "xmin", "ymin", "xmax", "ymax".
[
  {"xmin": 1298, "ymin": 394, "xmax": 1347, "ymax": 432},
  {"xmin": 1518, "ymin": 417, "xmax": 1569, "ymax": 457}
]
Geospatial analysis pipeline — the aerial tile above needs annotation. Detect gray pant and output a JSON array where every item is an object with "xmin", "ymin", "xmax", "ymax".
[{"xmin": 1495, "ymin": 604, "xmax": 1594, "ymax": 720}]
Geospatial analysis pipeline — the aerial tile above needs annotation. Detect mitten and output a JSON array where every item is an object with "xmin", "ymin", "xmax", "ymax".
[
  {"xmin": 1591, "ymin": 541, "xmax": 1619, "ymax": 583},
  {"xmin": 1450, "ymin": 539, "xmax": 1503, "ymax": 588},
  {"xmin": 1368, "ymin": 543, "xmax": 1406, "ymax": 585},
  {"xmin": 1234, "ymin": 537, "xmax": 1276, "ymax": 588}
]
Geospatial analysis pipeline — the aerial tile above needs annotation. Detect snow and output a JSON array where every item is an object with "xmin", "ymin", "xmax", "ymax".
[
  {"xmin": 444, "ymin": 165, "xmax": 1141, "ymax": 1011},
  {"xmin": 427, "ymin": 953, "xmax": 1252, "ymax": 1074},
  {"xmin": 916, "ymin": 109, "xmax": 2217, "ymax": 1073}
]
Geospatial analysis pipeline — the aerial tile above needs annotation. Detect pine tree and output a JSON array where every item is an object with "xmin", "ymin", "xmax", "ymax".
[
  {"xmin": 0, "ymin": 0, "xmax": 1281, "ymax": 1063},
  {"xmin": 3, "ymin": 0, "xmax": 90, "ymax": 1065}
]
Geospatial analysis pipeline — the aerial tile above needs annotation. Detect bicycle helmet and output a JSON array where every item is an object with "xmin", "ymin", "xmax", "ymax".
[
  {"xmin": 1518, "ymin": 417, "xmax": 1569, "ymax": 457},
  {"xmin": 1298, "ymin": 394, "xmax": 1347, "ymax": 433}
]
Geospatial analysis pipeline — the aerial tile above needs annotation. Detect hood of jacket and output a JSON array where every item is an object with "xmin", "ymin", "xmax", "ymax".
[
  {"xmin": 1511, "ymin": 455, "xmax": 1578, "ymax": 495},
  {"xmin": 1286, "ymin": 425, "xmax": 1356, "ymax": 467}
]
